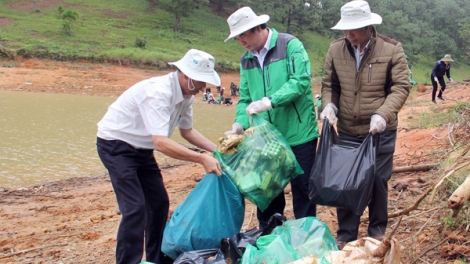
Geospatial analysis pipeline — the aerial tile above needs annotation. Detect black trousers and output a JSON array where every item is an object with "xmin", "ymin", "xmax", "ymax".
[
  {"xmin": 97, "ymin": 138, "xmax": 169, "ymax": 264},
  {"xmin": 336, "ymin": 130, "xmax": 396, "ymax": 242},
  {"xmin": 431, "ymin": 76, "xmax": 446, "ymax": 101},
  {"xmin": 257, "ymin": 139, "xmax": 318, "ymax": 229}
]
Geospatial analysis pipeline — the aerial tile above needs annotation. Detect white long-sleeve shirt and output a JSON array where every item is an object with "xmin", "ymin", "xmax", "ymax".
[{"xmin": 97, "ymin": 72, "xmax": 194, "ymax": 149}]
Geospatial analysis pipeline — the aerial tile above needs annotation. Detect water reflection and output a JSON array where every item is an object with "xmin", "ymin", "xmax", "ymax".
[{"xmin": 0, "ymin": 91, "xmax": 235, "ymax": 188}]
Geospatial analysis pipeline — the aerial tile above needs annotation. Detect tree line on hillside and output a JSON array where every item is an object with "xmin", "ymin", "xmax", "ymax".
[{"xmin": 158, "ymin": 0, "xmax": 470, "ymax": 65}]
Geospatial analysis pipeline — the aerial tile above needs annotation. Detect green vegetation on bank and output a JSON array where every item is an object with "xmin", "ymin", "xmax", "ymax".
[
  {"xmin": 417, "ymin": 102, "xmax": 470, "ymax": 129},
  {"xmin": 0, "ymin": 0, "xmax": 244, "ymax": 70},
  {"xmin": 0, "ymin": 0, "xmax": 469, "ymax": 83}
]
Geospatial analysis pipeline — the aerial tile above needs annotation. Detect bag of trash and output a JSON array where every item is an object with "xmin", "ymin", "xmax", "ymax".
[
  {"xmin": 161, "ymin": 173, "xmax": 245, "ymax": 260},
  {"xmin": 214, "ymin": 114, "xmax": 303, "ymax": 211},
  {"xmin": 241, "ymin": 217, "xmax": 338, "ymax": 264},
  {"xmin": 221, "ymin": 213, "xmax": 286, "ymax": 263},
  {"xmin": 173, "ymin": 249, "xmax": 227, "ymax": 264},
  {"xmin": 309, "ymin": 118, "xmax": 377, "ymax": 215}
]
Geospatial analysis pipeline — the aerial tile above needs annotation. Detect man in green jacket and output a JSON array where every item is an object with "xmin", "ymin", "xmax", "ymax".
[
  {"xmin": 320, "ymin": 0, "xmax": 410, "ymax": 249},
  {"xmin": 224, "ymin": 6, "xmax": 320, "ymax": 229}
]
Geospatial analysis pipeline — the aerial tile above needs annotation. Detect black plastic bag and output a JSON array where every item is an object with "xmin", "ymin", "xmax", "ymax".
[
  {"xmin": 173, "ymin": 249, "xmax": 226, "ymax": 264},
  {"xmin": 173, "ymin": 214, "xmax": 286, "ymax": 264},
  {"xmin": 309, "ymin": 119, "xmax": 377, "ymax": 215},
  {"xmin": 220, "ymin": 213, "xmax": 286, "ymax": 264}
]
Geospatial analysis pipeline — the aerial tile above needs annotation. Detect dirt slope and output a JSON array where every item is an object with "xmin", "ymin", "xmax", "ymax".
[{"xmin": 0, "ymin": 59, "xmax": 469, "ymax": 263}]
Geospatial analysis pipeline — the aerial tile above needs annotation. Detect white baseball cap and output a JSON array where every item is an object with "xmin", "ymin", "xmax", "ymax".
[
  {"xmin": 224, "ymin": 6, "xmax": 270, "ymax": 42},
  {"xmin": 331, "ymin": 0, "xmax": 382, "ymax": 30},
  {"xmin": 169, "ymin": 49, "xmax": 221, "ymax": 86}
]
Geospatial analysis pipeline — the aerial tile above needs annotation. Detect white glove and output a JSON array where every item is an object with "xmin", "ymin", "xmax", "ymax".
[
  {"xmin": 433, "ymin": 77, "xmax": 438, "ymax": 82},
  {"xmin": 246, "ymin": 97, "xmax": 272, "ymax": 115},
  {"xmin": 319, "ymin": 103, "xmax": 338, "ymax": 125},
  {"xmin": 224, "ymin": 123, "xmax": 244, "ymax": 136},
  {"xmin": 369, "ymin": 114, "xmax": 386, "ymax": 134},
  {"xmin": 449, "ymin": 78, "xmax": 453, "ymax": 82}
]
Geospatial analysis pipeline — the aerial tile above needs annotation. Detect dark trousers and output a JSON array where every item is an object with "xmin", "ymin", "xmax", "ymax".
[
  {"xmin": 336, "ymin": 130, "xmax": 396, "ymax": 242},
  {"xmin": 97, "ymin": 138, "xmax": 169, "ymax": 264},
  {"xmin": 257, "ymin": 139, "xmax": 318, "ymax": 229},
  {"xmin": 431, "ymin": 76, "xmax": 446, "ymax": 100}
]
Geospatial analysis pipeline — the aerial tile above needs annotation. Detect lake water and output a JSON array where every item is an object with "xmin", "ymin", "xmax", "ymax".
[{"xmin": 0, "ymin": 91, "xmax": 235, "ymax": 189}]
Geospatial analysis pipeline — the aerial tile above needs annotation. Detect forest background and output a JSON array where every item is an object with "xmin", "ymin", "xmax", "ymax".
[{"xmin": 1, "ymin": 0, "xmax": 470, "ymax": 84}]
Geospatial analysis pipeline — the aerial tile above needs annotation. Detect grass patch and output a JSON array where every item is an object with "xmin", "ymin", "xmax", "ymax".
[
  {"xmin": 416, "ymin": 102, "xmax": 470, "ymax": 129},
  {"xmin": 1, "ymin": 0, "xmax": 470, "ymax": 78}
]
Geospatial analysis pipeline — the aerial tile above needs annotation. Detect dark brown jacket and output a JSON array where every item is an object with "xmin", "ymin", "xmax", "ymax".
[{"xmin": 321, "ymin": 27, "xmax": 410, "ymax": 137}]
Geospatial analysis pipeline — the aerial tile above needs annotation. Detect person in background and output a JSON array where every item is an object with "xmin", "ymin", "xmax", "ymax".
[
  {"xmin": 223, "ymin": 97, "xmax": 233, "ymax": 105},
  {"xmin": 315, "ymin": 94, "xmax": 322, "ymax": 120},
  {"xmin": 96, "ymin": 49, "xmax": 222, "ymax": 264},
  {"xmin": 224, "ymin": 6, "xmax": 320, "ymax": 229},
  {"xmin": 431, "ymin": 54, "xmax": 454, "ymax": 104},
  {"xmin": 230, "ymin": 82, "xmax": 238, "ymax": 96},
  {"xmin": 205, "ymin": 86, "xmax": 211, "ymax": 94},
  {"xmin": 320, "ymin": 0, "xmax": 410, "ymax": 249},
  {"xmin": 207, "ymin": 93, "xmax": 215, "ymax": 104},
  {"xmin": 220, "ymin": 87, "xmax": 226, "ymax": 97},
  {"xmin": 405, "ymin": 55, "xmax": 417, "ymax": 86}
]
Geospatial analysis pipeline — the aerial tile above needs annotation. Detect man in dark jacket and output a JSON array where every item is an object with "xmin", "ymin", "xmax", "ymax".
[
  {"xmin": 431, "ymin": 54, "xmax": 454, "ymax": 104},
  {"xmin": 321, "ymin": 0, "xmax": 410, "ymax": 249}
]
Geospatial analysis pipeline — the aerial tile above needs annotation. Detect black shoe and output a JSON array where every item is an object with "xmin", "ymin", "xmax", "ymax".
[
  {"xmin": 431, "ymin": 100, "xmax": 436, "ymax": 104},
  {"xmin": 337, "ymin": 240, "xmax": 347, "ymax": 250},
  {"xmin": 437, "ymin": 96, "xmax": 444, "ymax": 101}
]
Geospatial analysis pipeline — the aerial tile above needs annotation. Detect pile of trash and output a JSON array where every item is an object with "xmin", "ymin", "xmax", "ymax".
[{"xmin": 159, "ymin": 114, "xmax": 401, "ymax": 264}]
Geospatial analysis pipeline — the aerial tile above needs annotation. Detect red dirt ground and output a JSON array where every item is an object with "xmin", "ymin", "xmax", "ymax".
[{"xmin": 0, "ymin": 59, "xmax": 469, "ymax": 263}]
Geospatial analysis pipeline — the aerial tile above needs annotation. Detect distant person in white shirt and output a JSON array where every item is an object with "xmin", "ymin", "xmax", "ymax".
[{"xmin": 96, "ymin": 49, "xmax": 222, "ymax": 264}]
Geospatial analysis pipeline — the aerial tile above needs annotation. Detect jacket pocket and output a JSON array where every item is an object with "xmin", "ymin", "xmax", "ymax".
[{"xmin": 367, "ymin": 59, "xmax": 389, "ymax": 84}]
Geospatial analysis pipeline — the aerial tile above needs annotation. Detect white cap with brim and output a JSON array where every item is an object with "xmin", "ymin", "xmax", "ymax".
[
  {"xmin": 168, "ymin": 49, "xmax": 221, "ymax": 86},
  {"xmin": 224, "ymin": 6, "xmax": 270, "ymax": 42},
  {"xmin": 331, "ymin": 0, "xmax": 382, "ymax": 30}
]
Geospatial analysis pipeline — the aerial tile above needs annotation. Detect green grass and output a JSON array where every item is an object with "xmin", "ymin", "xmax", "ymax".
[
  {"xmin": 417, "ymin": 102, "xmax": 470, "ymax": 129},
  {"xmin": 1, "ymin": 0, "xmax": 470, "ymax": 78}
]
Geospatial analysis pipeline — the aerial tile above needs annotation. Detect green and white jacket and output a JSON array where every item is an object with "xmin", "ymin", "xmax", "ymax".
[{"xmin": 235, "ymin": 28, "xmax": 319, "ymax": 147}]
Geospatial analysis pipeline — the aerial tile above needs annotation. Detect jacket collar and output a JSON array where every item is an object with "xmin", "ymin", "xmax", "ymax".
[
  {"xmin": 345, "ymin": 26, "xmax": 378, "ymax": 62},
  {"xmin": 345, "ymin": 26, "xmax": 377, "ymax": 50},
  {"xmin": 243, "ymin": 28, "xmax": 279, "ymax": 60}
]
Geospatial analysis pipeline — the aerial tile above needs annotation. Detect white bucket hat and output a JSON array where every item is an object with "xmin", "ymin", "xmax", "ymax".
[
  {"xmin": 224, "ymin": 6, "xmax": 270, "ymax": 42},
  {"xmin": 168, "ymin": 49, "xmax": 221, "ymax": 86},
  {"xmin": 331, "ymin": 0, "xmax": 382, "ymax": 30}
]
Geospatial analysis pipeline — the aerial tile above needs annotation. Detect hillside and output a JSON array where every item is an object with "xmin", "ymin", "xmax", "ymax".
[
  {"xmin": 1, "ymin": 59, "xmax": 470, "ymax": 263},
  {"xmin": 1, "ymin": 0, "xmax": 470, "ymax": 84}
]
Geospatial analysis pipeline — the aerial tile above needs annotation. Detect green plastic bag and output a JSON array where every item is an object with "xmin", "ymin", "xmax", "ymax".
[
  {"xmin": 241, "ymin": 217, "xmax": 337, "ymax": 264},
  {"xmin": 214, "ymin": 114, "xmax": 303, "ymax": 211},
  {"xmin": 242, "ymin": 235, "xmax": 301, "ymax": 264}
]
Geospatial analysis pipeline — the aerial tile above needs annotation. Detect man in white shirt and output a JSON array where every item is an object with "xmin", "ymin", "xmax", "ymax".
[{"xmin": 97, "ymin": 49, "xmax": 222, "ymax": 264}]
